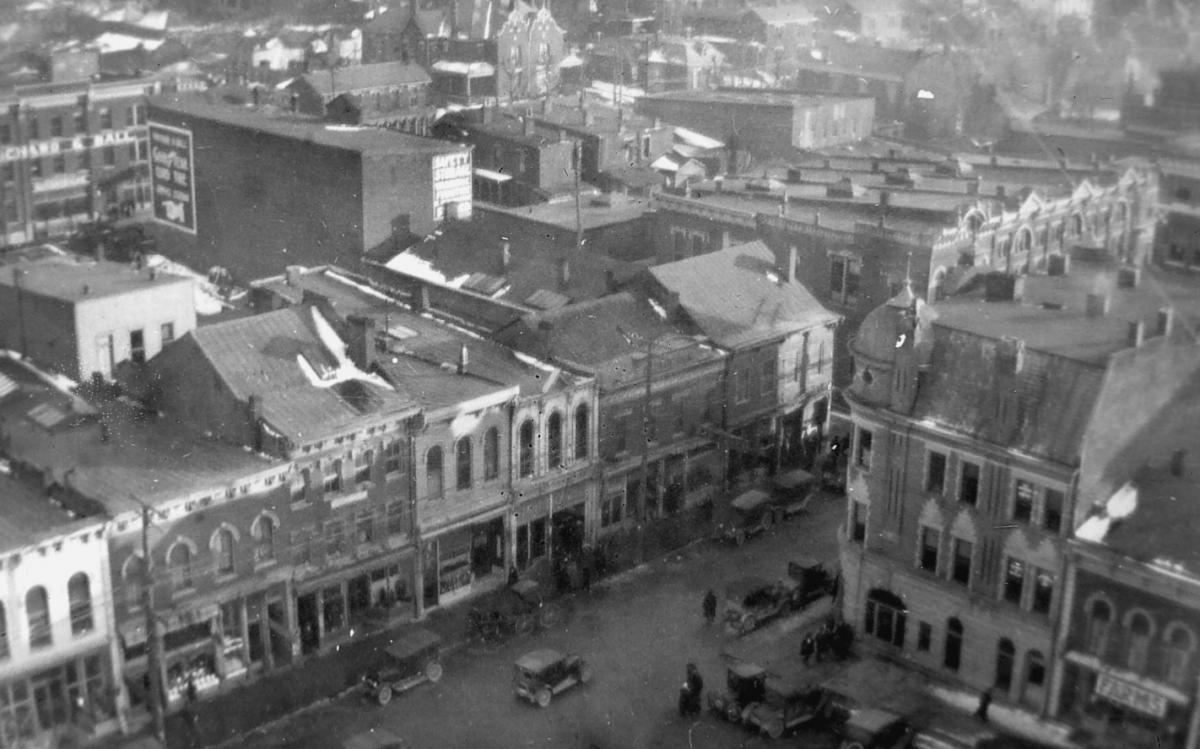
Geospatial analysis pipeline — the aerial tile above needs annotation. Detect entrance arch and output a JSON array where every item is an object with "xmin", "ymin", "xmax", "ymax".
[{"xmin": 864, "ymin": 588, "xmax": 907, "ymax": 647}]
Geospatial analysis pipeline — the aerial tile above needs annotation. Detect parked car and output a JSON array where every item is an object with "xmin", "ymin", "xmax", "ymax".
[
  {"xmin": 361, "ymin": 628, "xmax": 444, "ymax": 706},
  {"xmin": 713, "ymin": 489, "xmax": 775, "ymax": 545},
  {"xmin": 722, "ymin": 559, "xmax": 836, "ymax": 635},
  {"xmin": 771, "ymin": 468, "xmax": 819, "ymax": 519},
  {"xmin": 468, "ymin": 579, "xmax": 563, "ymax": 642},
  {"xmin": 343, "ymin": 728, "xmax": 408, "ymax": 749},
  {"xmin": 707, "ymin": 661, "xmax": 767, "ymax": 723},
  {"xmin": 742, "ymin": 662, "xmax": 834, "ymax": 739},
  {"xmin": 787, "ymin": 557, "xmax": 839, "ymax": 609},
  {"xmin": 513, "ymin": 648, "xmax": 592, "ymax": 707},
  {"xmin": 838, "ymin": 708, "xmax": 915, "ymax": 749}
]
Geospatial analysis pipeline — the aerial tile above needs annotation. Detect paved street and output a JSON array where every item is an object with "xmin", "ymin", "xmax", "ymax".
[{"xmin": 235, "ymin": 496, "xmax": 846, "ymax": 749}]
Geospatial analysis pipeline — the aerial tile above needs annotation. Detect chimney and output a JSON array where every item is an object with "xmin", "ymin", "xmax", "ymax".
[
  {"xmin": 558, "ymin": 257, "xmax": 571, "ymax": 288},
  {"xmin": 1116, "ymin": 265, "xmax": 1140, "ymax": 289},
  {"xmin": 1085, "ymin": 292, "xmax": 1110, "ymax": 318},
  {"xmin": 1157, "ymin": 307, "xmax": 1174, "ymax": 337},
  {"xmin": 878, "ymin": 190, "xmax": 890, "ymax": 208},
  {"xmin": 523, "ymin": 114, "xmax": 535, "ymax": 137},
  {"xmin": 786, "ymin": 246, "xmax": 797, "ymax": 283},
  {"xmin": 1126, "ymin": 319, "xmax": 1145, "ymax": 348},
  {"xmin": 1046, "ymin": 254, "xmax": 1070, "ymax": 276},
  {"xmin": 984, "ymin": 272, "xmax": 1023, "ymax": 302},
  {"xmin": 500, "ymin": 239, "xmax": 511, "ymax": 272},
  {"xmin": 458, "ymin": 343, "xmax": 469, "ymax": 375},
  {"xmin": 285, "ymin": 265, "xmax": 303, "ymax": 287},
  {"xmin": 1170, "ymin": 449, "xmax": 1185, "ymax": 477},
  {"xmin": 346, "ymin": 314, "xmax": 377, "ymax": 370},
  {"xmin": 248, "ymin": 394, "xmax": 264, "ymax": 422}
]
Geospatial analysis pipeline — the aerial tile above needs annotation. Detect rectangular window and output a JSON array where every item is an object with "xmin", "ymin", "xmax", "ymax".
[
  {"xmin": 919, "ymin": 527, "xmax": 939, "ymax": 572},
  {"xmin": 959, "ymin": 461, "xmax": 980, "ymax": 506},
  {"xmin": 1032, "ymin": 569, "xmax": 1054, "ymax": 614},
  {"xmin": 49, "ymin": 116, "xmax": 63, "ymax": 137},
  {"xmin": 1003, "ymin": 558, "xmax": 1025, "ymax": 604},
  {"xmin": 1043, "ymin": 489, "xmax": 1063, "ymax": 533},
  {"xmin": 601, "ymin": 493, "xmax": 623, "ymax": 527},
  {"xmin": 355, "ymin": 510, "xmax": 375, "ymax": 544},
  {"xmin": 830, "ymin": 256, "xmax": 845, "ymax": 294},
  {"xmin": 325, "ymin": 519, "xmax": 344, "ymax": 556},
  {"xmin": 926, "ymin": 451, "xmax": 946, "ymax": 493},
  {"xmin": 129, "ymin": 329, "xmax": 145, "ymax": 364},
  {"xmin": 0, "ymin": 123, "xmax": 10, "ymax": 143},
  {"xmin": 324, "ymin": 459, "xmax": 342, "ymax": 492},
  {"xmin": 760, "ymin": 357, "xmax": 775, "ymax": 397},
  {"xmin": 613, "ymin": 413, "xmax": 629, "ymax": 454},
  {"xmin": 72, "ymin": 111, "xmax": 85, "ymax": 133},
  {"xmin": 1013, "ymin": 479, "xmax": 1035, "ymax": 522},
  {"xmin": 850, "ymin": 501, "xmax": 866, "ymax": 542},
  {"xmin": 100, "ymin": 108, "xmax": 112, "ymax": 130},
  {"xmin": 952, "ymin": 538, "xmax": 973, "ymax": 585},
  {"xmin": 386, "ymin": 500, "xmax": 408, "ymax": 536},
  {"xmin": 917, "ymin": 622, "xmax": 932, "ymax": 652},
  {"xmin": 52, "ymin": 154, "xmax": 65, "ymax": 174},
  {"xmin": 354, "ymin": 450, "xmax": 372, "ymax": 485},
  {"xmin": 103, "ymin": 146, "xmax": 115, "ymax": 166},
  {"xmin": 385, "ymin": 440, "xmax": 403, "ymax": 474},
  {"xmin": 857, "ymin": 428, "xmax": 873, "ymax": 469},
  {"xmin": 28, "ymin": 117, "xmax": 40, "ymax": 140},
  {"xmin": 160, "ymin": 322, "xmax": 174, "ymax": 345}
]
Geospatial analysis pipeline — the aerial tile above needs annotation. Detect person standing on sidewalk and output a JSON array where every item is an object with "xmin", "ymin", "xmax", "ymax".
[{"xmin": 974, "ymin": 689, "xmax": 992, "ymax": 722}]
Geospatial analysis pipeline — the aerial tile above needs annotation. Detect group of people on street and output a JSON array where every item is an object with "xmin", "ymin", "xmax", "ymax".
[
  {"xmin": 679, "ymin": 663, "xmax": 704, "ymax": 717},
  {"xmin": 799, "ymin": 616, "xmax": 854, "ymax": 664}
]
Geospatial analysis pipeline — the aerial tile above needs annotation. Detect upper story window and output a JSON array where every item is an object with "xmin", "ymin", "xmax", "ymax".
[
  {"xmin": 574, "ymin": 405, "xmax": 589, "ymax": 460},
  {"xmin": 253, "ymin": 515, "xmax": 276, "ymax": 563},
  {"xmin": 1043, "ymin": 489, "xmax": 1064, "ymax": 533},
  {"xmin": 26, "ymin": 586, "xmax": 51, "ymax": 648},
  {"xmin": 926, "ymin": 450, "xmax": 946, "ymax": 493},
  {"xmin": 68, "ymin": 572, "xmax": 93, "ymax": 635},
  {"xmin": 49, "ymin": 116, "xmax": 63, "ymax": 137},
  {"xmin": 944, "ymin": 617, "xmax": 963, "ymax": 671},
  {"xmin": 99, "ymin": 108, "xmax": 113, "ymax": 130},
  {"xmin": 1003, "ymin": 558, "xmax": 1024, "ymax": 604},
  {"xmin": 547, "ymin": 411, "xmax": 563, "ymax": 468},
  {"xmin": 426, "ymin": 446, "xmax": 444, "ymax": 497},
  {"xmin": 1032, "ymin": 568, "xmax": 1054, "ymax": 615},
  {"xmin": 959, "ymin": 461, "xmax": 980, "ymax": 506},
  {"xmin": 830, "ymin": 255, "xmax": 861, "ymax": 306},
  {"xmin": 1126, "ymin": 611, "xmax": 1153, "ymax": 672},
  {"xmin": 1165, "ymin": 626, "xmax": 1196, "ymax": 688},
  {"xmin": 850, "ymin": 501, "xmax": 866, "ymax": 543},
  {"xmin": 385, "ymin": 440, "xmax": 404, "ymax": 475},
  {"xmin": 484, "ymin": 427, "xmax": 499, "ymax": 480},
  {"xmin": 1086, "ymin": 598, "xmax": 1112, "ymax": 655},
  {"xmin": 1012, "ymin": 479, "xmax": 1035, "ymax": 522},
  {"xmin": 951, "ymin": 538, "xmax": 972, "ymax": 586},
  {"xmin": 918, "ymin": 527, "xmax": 939, "ymax": 573},
  {"xmin": 168, "ymin": 541, "xmax": 194, "ymax": 589},
  {"xmin": 0, "ymin": 602, "xmax": 8, "ymax": 659},
  {"xmin": 519, "ymin": 419, "xmax": 536, "ymax": 477},
  {"xmin": 215, "ymin": 528, "xmax": 235, "ymax": 573},
  {"xmin": 354, "ymin": 450, "xmax": 373, "ymax": 485},
  {"xmin": 325, "ymin": 458, "xmax": 343, "ymax": 493},
  {"xmin": 856, "ymin": 428, "xmax": 873, "ymax": 470},
  {"xmin": 456, "ymin": 437, "xmax": 473, "ymax": 489}
]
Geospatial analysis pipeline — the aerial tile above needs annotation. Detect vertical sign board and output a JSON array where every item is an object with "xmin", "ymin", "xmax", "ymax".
[{"xmin": 148, "ymin": 122, "xmax": 197, "ymax": 234}]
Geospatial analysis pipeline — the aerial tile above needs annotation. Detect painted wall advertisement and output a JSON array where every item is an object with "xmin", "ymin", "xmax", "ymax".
[{"xmin": 149, "ymin": 122, "xmax": 196, "ymax": 233}]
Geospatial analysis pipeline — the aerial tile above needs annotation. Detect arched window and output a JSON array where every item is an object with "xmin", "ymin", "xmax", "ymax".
[
  {"xmin": 456, "ymin": 437, "xmax": 473, "ymax": 489},
  {"xmin": 1165, "ymin": 625, "xmax": 1196, "ymax": 687},
  {"xmin": 547, "ymin": 411, "xmax": 563, "ymax": 468},
  {"xmin": 574, "ymin": 404, "xmax": 589, "ymax": 460},
  {"xmin": 864, "ymin": 588, "xmax": 906, "ymax": 647},
  {"xmin": 1070, "ymin": 213, "xmax": 1084, "ymax": 237},
  {"xmin": 484, "ymin": 427, "xmax": 499, "ymax": 480},
  {"xmin": 26, "ymin": 586, "xmax": 51, "ymax": 648},
  {"xmin": 0, "ymin": 602, "xmax": 7, "ymax": 659},
  {"xmin": 944, "ymin": 617, "xmax": 963, "ymax": 671},
  {"xmin": 122, "ymin": 555, "xmax": 145, "ymax": 606},
  {"xmin": 519, "ymin": 419, "xmax": 535, "ymax": 478},
  {"xmin": 995, "ymin": 638, "xmax": 1016, "ymax": 691},
  {"xmin": 1086, "ymin": 598, "xmax": 1112, "ymax": 655},
  {"xmin": 1025, "ymin": 649, "xmax": 1046, "ymax": 688},
  {"xmin": 215, "ymin": 528, "xmax": 236, "ymax": 573},
  {"xmin": 426, "ymin": 446, "xmax": 444, "ymax": 498},
  {"xmin": 68, "ymin": 572, "xmax": 93, "ymax": 635},
  {"xmin": 252, "ymin": 515, "xmax": 276, "ymax": 563},
  {"xmin": 169, "ymin": 542, "xmax": 193, "ymax": 589},
  {"xmin": 1127, "ymin": 611, "xmax": 1153, "ymax": 672}
]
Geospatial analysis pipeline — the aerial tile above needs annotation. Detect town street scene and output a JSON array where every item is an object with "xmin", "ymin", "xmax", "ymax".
[{"xmin": 1, "ymin": 0, "xmax": 1200, "ymax": 748}]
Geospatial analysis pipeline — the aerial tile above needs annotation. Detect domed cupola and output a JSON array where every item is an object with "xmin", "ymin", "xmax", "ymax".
[{"xmin": 848, "ymin": 280, "xmax": 937, "ymax": 409}]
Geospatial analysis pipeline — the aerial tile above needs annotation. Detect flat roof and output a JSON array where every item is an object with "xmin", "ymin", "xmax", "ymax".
[
  {"xmin": 0, "ymin": 470, "xmax": 97, "ymax": 553},
  {"xmin": 0, "ymin": 255, "xmax": 192, "ymax": 302},
  {"xmin": 149, "ymin": 93, "xmax": 469, "ymax": 157},
  {"xmin": 638, "ymin": 89, "xmax": 869, "ymax": 108}
]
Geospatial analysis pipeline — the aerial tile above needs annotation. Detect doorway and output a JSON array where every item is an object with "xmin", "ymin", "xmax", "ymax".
[{"xmin": 296, "ymin": 593, "xmax": 320, "ymax": 655}]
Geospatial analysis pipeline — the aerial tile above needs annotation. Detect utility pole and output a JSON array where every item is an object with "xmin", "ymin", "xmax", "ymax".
[
  {"xmin": 573, "ymin": 139, "xmax": 583, "ymax": 255},
  {"xmin": 138, "ymin": 502, "xmax": 167, "ymax": 746},
  {"xmin": 636, "ymin": 335, "xmax": 653, "ymax": 563}
]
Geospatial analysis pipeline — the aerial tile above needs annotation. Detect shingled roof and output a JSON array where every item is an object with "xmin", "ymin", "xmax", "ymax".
[{"xmin": 649, "ymin": 240, "xmax": 838, "ymax": 350}]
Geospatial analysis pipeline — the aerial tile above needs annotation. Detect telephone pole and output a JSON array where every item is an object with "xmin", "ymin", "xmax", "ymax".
[
  {"xmin": 637, "ymin": 334, "xmax": 653, "ymax": 563},
  {"xmin": 136, "ymin": 500, "xmax": 167, "ymax": 746}
]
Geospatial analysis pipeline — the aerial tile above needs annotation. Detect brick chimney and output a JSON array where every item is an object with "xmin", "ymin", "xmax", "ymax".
[
  {"xmin": 786, "ymin": 246, "xmax": 797, "ymax": 283},
  {"xmin": 1085, "ymin": 292, "xmax": 1110, "ymax": 318},
  {"xmin": 558, "ymin": 257, "xmax": 571, "ymax": 288},
  {"xmin": 286, "ymin": 265, "xmax": 303, "ymax": 287},
  {"xmin": 458, "ymin": 343, "xmax": 469, "ymax": 375},
  {"xmin": 500, "ymin": 238, "xmax": 512, "ymax": 273},
  {"xmin": 1126, "ymin": 319, "xmax": 1144, "ymax": 348},
  {"xmin": 1117, "ymin": 266, "xmax": 1140, "ymax": 288},
  {"xmin": 1157, "ymin": 307, "xmax": 1175, "ymax": 337},
  {"xmin": 1046, "ymin": 254, "xmax": 1070, "ymax": 276},
  {"xmin": 345, "ymin": 314, "xmax": 377, "ymax": 370}
]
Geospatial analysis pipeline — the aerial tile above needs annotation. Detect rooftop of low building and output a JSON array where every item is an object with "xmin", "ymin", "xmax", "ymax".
[{"xmin": 0, "ymin": 253, "xmax": 192, "ymax": 302}]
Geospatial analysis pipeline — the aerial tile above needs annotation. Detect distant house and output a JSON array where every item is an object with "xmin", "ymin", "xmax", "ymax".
[
  {"xmin": 283, "ymin": 61, "xmax": 432, "ymax": 122},
  {"xmin": 587, "ymin": 35, "xmax": 725, "ymax": 93},
  {"xmin": 844, "ymin": 0, "xmax": 907, "ymax": 46}
]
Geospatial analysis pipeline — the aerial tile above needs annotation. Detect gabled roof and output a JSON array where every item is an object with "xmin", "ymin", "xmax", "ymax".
[
  {"xmin": 298, "ymin": 61, "xmax": 431, "ymax": 96},
  {"xmin": 182, "ymin": 306, "xmax": 418, "ymax": 441},
  {"xmin": 649, "ymin": 240, "xmax": 838, "ymax": 349},
  {"xmin": 750, "ymin": 3, "xmax": 819, "ymax": 27}
]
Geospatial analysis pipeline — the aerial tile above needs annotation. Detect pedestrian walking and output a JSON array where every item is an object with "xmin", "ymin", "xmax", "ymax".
[
  {"xmin": 974, "ymin": 689, "xmax": 992, "ymax": 722},
  {"xmin": 185, "ymin": 676, "xmax": 197, "ymax": 705},
  {"xmin": 800, "ymin": 633, "xmax": 816, "ymax": 664},
  {"xmin": 702, "ymin": 589, "xmax": 717, "ymax": 626}
]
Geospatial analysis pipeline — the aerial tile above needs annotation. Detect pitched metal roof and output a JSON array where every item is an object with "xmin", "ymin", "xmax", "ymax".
[
  {"xmin": 649, "ymin": 240, "xmax": 839, "ymax": 350},
  {"xmin": 298, "ymin": 62, "xmax": 431, "ymax": 96}
]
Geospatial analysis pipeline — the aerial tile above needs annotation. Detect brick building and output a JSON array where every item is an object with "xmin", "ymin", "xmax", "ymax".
[
  {"xmin": 445, "ymin": 111, "xmax": 576, "ymax": 205},
  {"xmin": 837, "ymin": 254, "xmax": 1200, "ymax": 717},
  {"xmin": 281, "ymin": 61, "xmax": 432, "ymax": 126},
  {"xmin": 146, "ymin": 93, "xmax": 472, "ymax": 283},
  {"xmin": 634, "ymin": 90, "xmax": 875, "ymax": 161},
  {"xmin": 0, "ymin": 252, "xmax": 196, "ymax": 382},
  {"xmin": 1, "ymin": 78, "xmax": 159, "ymax": 247}
]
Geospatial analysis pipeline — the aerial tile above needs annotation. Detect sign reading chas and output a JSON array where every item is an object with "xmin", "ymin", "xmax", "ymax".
[{"xmin": 148, "ymin": 122, "xmax": 196, "ymax": 233}]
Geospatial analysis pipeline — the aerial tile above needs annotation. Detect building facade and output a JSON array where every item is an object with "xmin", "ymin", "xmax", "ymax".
[{"xmin": 1, "ymin": 78, "xmax": 159, "ymax": 247}]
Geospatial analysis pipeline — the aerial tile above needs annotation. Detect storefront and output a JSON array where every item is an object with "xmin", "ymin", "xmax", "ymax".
[
  {"xmin": 423, "ymin": 514, "xmax": 505, "ymax": 608},
  {"xmin": 1059, "ymin": 657, "xmax": 1191, "ymax": 749},
  {"xmin": 513, "ymin": 482, "xmax": 589, "ymax": 571},
  {"xmin": 0, "ymin": 649, "xmax": 119, "ymax": 748},
  {"xmin": 296, "ymin": 552, "xmax": 416, "ymax": 654}
]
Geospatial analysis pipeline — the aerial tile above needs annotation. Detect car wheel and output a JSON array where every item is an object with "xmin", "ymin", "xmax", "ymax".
[
  {"xmin": 536, "ymin": 689, "xmax": 552, "ymax": 708},
  {"xmin": 766, "ymin": 720, "xmax": 785, "ymax": 740},
  {"xmin": 425, "ymin": 661, "xmax": 444, "ymax": 683},
  {"xmin": 376, "ymin": 685, "xmax": 393, "ymax": 706},
  {"xmin": 742, "ymin": 615, "xmax": 757, "ymax": 633},
  {"xmin": 579, "ymin": 663, "xmax": 593, "ymax": 684},
  {"xmin": 725, "ymin": 703, "xmax": 741, "ymax": 723}
]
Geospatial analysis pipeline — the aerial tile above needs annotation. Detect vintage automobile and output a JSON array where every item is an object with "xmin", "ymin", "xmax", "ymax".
[
  {"xmin": 723, "ymin": 559, "xmax": 837, "ymax": 635},
  {"xmin": 838, "ymin": 708, "xmax": 916, "ymax": 749},
  {"xmin": 742, "ymin": 662, "xmax": 835, "ymax": 739},
  {"xmin": 361, "ymin": 628, "xmax": 444, "ymax": 706},
  {"xmin": 771, "ymin": 468, "xmax": 819, "ymax": 520},
  {"xmin": 707, "ymin": 661, "xmax": 768, "ymax": 723},
  {"xmin": 513, "ymin": 648, "xmax": 593, "ymax": 708},
  {"xmin": 468, "ymin": 579, "xmax": 563, "ymax": 642},
  {"xmin": 343, "ymin": 728, "xmax": 409, "ymax": 749},
  {"xmin": 788, "ymin": 557, "xmax": 839, "ymax": 609},
  {"xmin": 713, "ymin": 489, "xmax": 776, "ymax": 545}
]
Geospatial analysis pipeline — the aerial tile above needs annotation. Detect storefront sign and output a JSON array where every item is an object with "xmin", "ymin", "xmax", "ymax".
[
  {"xmin": 148, "ymin": 122, "xmax": 196, "ymax": 233},
  {"xmin": 0, "ymin": 129, "xmax": 138, "ymax": 163},
  {"xmin": 1095, "ymin": 672, "xmax": 1169, "ymax": 718}
]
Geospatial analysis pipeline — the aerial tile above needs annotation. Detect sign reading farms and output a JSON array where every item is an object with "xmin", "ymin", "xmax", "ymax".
[{"xmin": 148, "ymin": 123, "xmax": 196, "ymax": 233}]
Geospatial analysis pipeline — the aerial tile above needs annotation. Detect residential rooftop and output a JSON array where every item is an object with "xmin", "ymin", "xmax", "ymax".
[
  {"xmin": 297, "ymin": 61, "xmax": 432, "ymax": 95},
  {"xmin": 637, "ymin": 89, "xmax": 870, "ymax": 108},
  {"xmin": 149, "ymin": 92, "xmax": 469, "ymax": 156},
  {"xmin": 0, "ymin": 254, "xmax": 192, "ymax": 302},
  {"xmin": 0, "ymin": 469, "xmax": 97, "ymax": 553}
]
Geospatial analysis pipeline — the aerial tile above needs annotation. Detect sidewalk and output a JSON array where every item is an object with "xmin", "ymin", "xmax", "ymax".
[{"xmin": 928, "ymin": 685, "xmax": 1082, "ymax": 749}]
